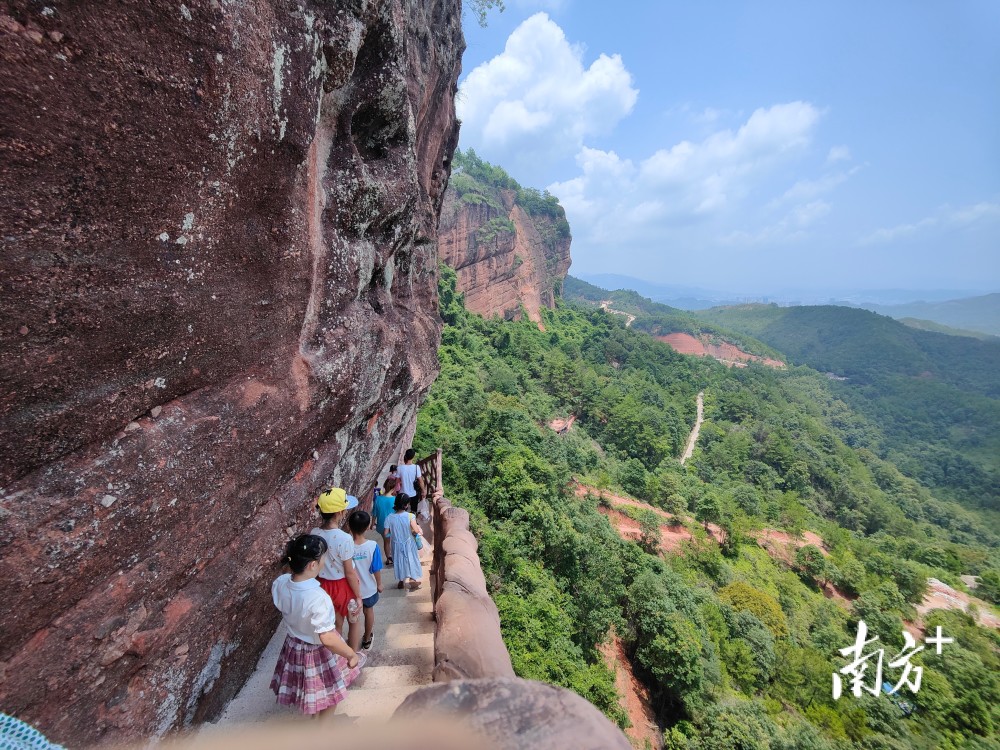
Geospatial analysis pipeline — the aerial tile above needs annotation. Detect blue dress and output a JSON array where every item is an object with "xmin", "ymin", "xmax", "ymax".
[{"xmin": 386, "ymin": 511, "xmax": 422, "ymax": 582}]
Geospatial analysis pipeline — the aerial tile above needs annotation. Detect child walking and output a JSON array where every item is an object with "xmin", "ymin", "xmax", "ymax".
[
  {"xmin": 373, "ymin": 477, "xmax": 398, "ymax": 565},
  {"xmin": 384, "ymin": 495, "xmax": 423, "ymax": 591},
  {"xmin": 310, "ymin": 488, "xmax": 363, "ymax": 651},
  {"xmin": 270, "ymin": 534, "xmax": 365, "ymax": 716},
  {"xmin": 348, "ymin": 510, "xmax": 384, "ymax": 650}
]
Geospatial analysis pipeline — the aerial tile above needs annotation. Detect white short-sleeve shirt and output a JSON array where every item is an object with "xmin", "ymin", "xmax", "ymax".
[
  {"xmin": 310, "ymin": 526, "xmax": 355, "ymax": 580},
  {"xmin": 271, "ymin": 574, "xmax": 336, "ymax": 645},
  {"xmin": 398, "ymin": 463, "xmax": 422, "ymax": 496}
]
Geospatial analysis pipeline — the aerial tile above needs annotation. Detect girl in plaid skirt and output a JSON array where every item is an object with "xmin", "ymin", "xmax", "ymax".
[{"xmin": 270, "ymin": 534, "xmax": 365, "ymax": 715}]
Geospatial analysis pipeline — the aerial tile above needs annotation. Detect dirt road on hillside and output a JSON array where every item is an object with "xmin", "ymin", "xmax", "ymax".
[
  {"xmin": 681, "ymin": 391, "xmax": 704, "ymax": 464},
  {"xmin": 599, "ymin": 300, "xmax": 636, "ymax": 327}
]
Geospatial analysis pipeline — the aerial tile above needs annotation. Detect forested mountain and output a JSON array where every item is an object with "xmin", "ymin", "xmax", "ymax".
[
  {"xmin": 564, "ymin": 275, "xmax": 785, "ymax": 361},
  {"xmin": 695, "ymin": 304, "xmax": 1000, "ymax": 514},
  {"xmin": 415, "ymin": 267, "xmax": 1000, "ymax": 750},
  {"xmin": 898, "ymin": 317, "xmax": 999, "ymax": 342}
]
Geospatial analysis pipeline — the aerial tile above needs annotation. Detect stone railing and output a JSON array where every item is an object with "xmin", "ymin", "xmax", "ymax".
[
  {"xmin": 415, "ymin": 448, "xmax": 443, "ymax": 500},
  {"xmin": 406, "ymin": 450, "xmax": 631, "ymax": 749},
  {"xmin": 416, "ymin": 450, "xmax": 514, "ymax": 681}
]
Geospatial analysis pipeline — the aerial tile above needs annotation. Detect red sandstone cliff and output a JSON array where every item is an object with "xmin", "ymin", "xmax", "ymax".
[
  {"xmin": 438, "ymin": 177, "xmax": 572, "ymax": 323},
  {"xmin": 0, "ymin": 0, "xmax": 462, "ymax": 743}
]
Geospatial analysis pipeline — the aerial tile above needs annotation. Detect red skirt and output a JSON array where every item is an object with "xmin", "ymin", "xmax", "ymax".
[
  {"xmin": 269, "ymin": 634, "xmax": 365, "ymax": 714},
  {"xmin": 318, "ymin": 576, "xmax": 355, "ymax": 617}
]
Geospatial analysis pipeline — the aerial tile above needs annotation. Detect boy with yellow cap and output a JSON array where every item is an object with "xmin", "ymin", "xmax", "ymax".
[{"xmin": 310, "ymin": 487, "xmax": 363, "ymax": 651}]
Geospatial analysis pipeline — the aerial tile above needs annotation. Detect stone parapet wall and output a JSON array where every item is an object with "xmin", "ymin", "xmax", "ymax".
[{"xmin": 430, "ymin": 494, "xmax": 515, "ymax": 682}]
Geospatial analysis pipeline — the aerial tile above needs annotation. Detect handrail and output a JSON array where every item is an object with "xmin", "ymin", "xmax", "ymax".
[
  {"xmin": 415, "ymin": 447, "xmax": 442, "ymax": 499},
  {"xmin": 416, "ymin": 449, "xmax": 515, "ymax": 682}
]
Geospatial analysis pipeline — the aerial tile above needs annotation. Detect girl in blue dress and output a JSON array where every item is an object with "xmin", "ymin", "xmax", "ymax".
[{"xmin": 384, "ymin": 495, "xmax": 423, "ymax": 590}]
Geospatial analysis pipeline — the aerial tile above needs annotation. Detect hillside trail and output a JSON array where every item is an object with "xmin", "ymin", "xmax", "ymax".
[
  {"xmin": 203, "ymin": 530, "xmax": 434, "ymax": 731},
  {"xmin": 680, "ymin": 391, "xmax": 704, "ymax": 464},
  {"xmin": 599, "ymin": 300, "xmax": 636, "ymax": 327}
]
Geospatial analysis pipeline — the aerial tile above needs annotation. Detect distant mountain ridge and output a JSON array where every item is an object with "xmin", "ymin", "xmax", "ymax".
[
  {"xmin": 575, "ymin": 272, "xmax": 992, "ymax": 310},
  {"xmin": 569, "ymin": 276, "xmax": 1000, "ymax": 510},
  {"xmin": 858, "ymin": 293, "xmax": 1000, "ymax": 337},
  {"xmin": 898, "ymin": 317, "xmax": 998, "ymax": 341},
  {"xmin": 563, "ymin": 275, "xmax": 784, "ymax": 363}
]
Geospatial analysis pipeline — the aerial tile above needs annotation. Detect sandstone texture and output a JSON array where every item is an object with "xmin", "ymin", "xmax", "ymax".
[
  {"xmin": 396, "ymin": 677, "xmax": 633, "ymax": 750},
  {"xmin": 0, "ymin": 0, "xmax": 462, "ymax": 744},
  {"xmin": 438, "ymin": 184, "xmax": 571, "ymax": 324}
]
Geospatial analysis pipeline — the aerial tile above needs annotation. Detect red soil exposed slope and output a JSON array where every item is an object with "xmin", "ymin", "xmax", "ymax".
[
  {"xmin": 600, "ymin": 633, "xmax": 661, "ymax": 749},
  {"xmin": 656, "ymin": 333, "xmax": 785, "ymax": 369}
]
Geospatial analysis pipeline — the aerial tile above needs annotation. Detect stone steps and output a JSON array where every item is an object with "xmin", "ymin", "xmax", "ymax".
[{"xmin": 207, "ymin": 533, "xmax": 434, "ymax": 729}]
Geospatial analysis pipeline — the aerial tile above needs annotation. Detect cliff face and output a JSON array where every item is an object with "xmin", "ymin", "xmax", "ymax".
[
  {"xmin": 438, "ymin": 185, "xmax": 572, "ymax": 324},
  {"xmin": 0, "ymin": 0, "xmax": 462, "ymax": 743}
]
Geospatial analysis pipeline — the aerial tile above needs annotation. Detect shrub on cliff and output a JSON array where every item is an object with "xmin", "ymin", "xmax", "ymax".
[{"xmin": 717, "ymin": 582, "xmax": 788, "ymax": 639}]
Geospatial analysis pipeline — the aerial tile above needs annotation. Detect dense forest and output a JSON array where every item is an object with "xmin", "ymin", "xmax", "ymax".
[
  {"xmin": 695, "ymin": 304, "xmax": 1000, "ymax": 518},
  {"xmin": 415, "ymin": 266, "xmax": 1000, "ymax": 750}
]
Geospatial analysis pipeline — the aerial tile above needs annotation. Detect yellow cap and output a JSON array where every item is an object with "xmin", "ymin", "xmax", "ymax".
[{"xmin": 316, "ymin": 487, "xmax": 358, "ymax": 514}]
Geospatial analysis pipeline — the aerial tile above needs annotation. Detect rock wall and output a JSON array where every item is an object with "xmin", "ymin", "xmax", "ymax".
[
  {"xmin": 0, "ymin": 0, "xmax": 462, "ymax": 744},
  {"xmin": 438, "ymin": 188, "xmax": 571, "ymax": 324}
]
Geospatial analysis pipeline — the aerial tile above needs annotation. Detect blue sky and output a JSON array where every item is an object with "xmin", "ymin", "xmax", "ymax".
[{"xmin": 457, "ymin": 1, "xmax": 1000, "ymax": 295}]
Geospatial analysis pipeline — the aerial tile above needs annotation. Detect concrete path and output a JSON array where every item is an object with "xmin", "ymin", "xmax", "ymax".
[
  {"xmin": 680, "ymin": 391, "xmax": 704, "ymax": 465},
  {"xmin": 205, "ymin": 531, "xmax": 433, "ymax": 729}
]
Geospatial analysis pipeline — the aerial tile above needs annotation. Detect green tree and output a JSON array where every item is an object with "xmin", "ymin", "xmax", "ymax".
[
  {"xmin": 795, "ymin": 545, "xmax": 828, "ymax": 586},
  {"xmin": 977, "ymin": 569, "xmax": 1000, "ymax": 604},
  {"xmin": 718, "ymin": 582, "xmax": 789, "ymax": 638},
  {"xmin": 619, "ymin": 457, "xmax": 650, "ymax": 498},
  {"xmin": 691, "ymin": 701, "xmax": 780, "ymax": 750},
  {"xmin": 635, "ymin": 614, "xmax": 706, "ymax": 712},
  {"xmin": 696, "ymin": 492, "xmax": 723, "ymax": 532},
  {"xmin": 664, "ymin": 493, "xmax": 687, "ymax": 517},
  {"xmin": 638, "ymin": 508, "xmax": 662, "ymax": 555}
]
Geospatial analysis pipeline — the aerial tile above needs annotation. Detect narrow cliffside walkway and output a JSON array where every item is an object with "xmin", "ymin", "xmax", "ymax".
[
  {"xmin": 680, "ymin": 391, "xmax": 704, "ymax": 465},
  {"xmin": 206, "ymin": 532, "xmax": 433, "ymax": 729}
]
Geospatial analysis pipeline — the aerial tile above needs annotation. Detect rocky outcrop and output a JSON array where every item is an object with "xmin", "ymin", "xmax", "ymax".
[
  {"xmin": 396, "ymin": 678, "xmax": 633, "ymax": 750},
  {"xmin": 0, "ymin": 0, "xmax": 462, "ymax": 744},
  {"xmin": 438, "ymin": 186, "xmax": 571, "ymax": 324}
]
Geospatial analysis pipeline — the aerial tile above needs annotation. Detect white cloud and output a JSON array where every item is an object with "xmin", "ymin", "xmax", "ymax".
[
  {"xmin": 777, "ymin": 165, "xmax": 861, "ymax": 205},
  {"xmin": 548, "ymin": 101, "xmax": 824, "ymax": 245},
  {"xmin": 827, "ymin": 145, "xmax": 851, "ymax": 163},
  {"xmin": 721, "ymin": 200, "xmax": 831, "ymax": 246},
  {"xmin": 458, "ymin": 13, "xmax": 637, "ymax": 174},
  {"xmin": 792, "ymin": 200, "xmax": 832, "ymax": 227},
  {"xmin": 860, "ymin": 201, "xmax": 1000, "ymax": 245},
  {"xmin": 950, "ymin": 201, "xmax": 1000, "ymax": 225}
]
